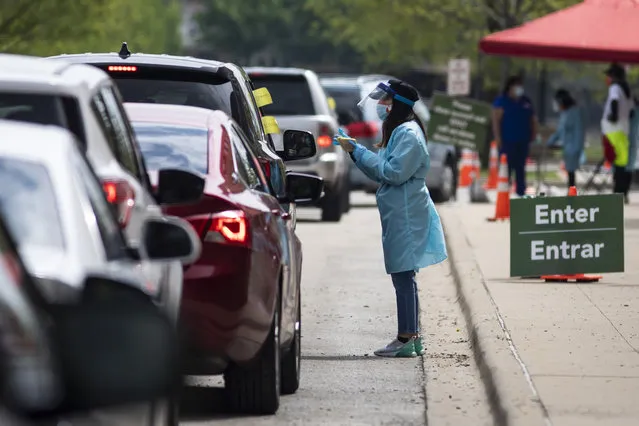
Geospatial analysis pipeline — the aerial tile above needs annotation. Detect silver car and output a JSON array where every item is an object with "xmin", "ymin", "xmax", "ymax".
[{"xmin": 320, "ymin": 74, "xmax": 459, "ymax": 202}]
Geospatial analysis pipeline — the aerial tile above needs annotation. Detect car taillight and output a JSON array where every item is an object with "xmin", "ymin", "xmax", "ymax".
[
  {"xmin": 262, "ymin": 160, "xmax": 271, "ymax": 178},
  {"xmin": 317, "ymin": 123, "xmax": 333, "ymax": 148},
  {"xmin": 102, "ymin": 180, "xmax": 135, "ymax": 228},
  {"xmin": 203, "ymin": 210, "xmax": 250, "ymax": 247},
  {"xmin": 346, "ymin": 121, "xmax": 379, "ymax": 138},
  {"xmin": 107, "ymin": 65, "xmax": 137, "ymax": 72}
]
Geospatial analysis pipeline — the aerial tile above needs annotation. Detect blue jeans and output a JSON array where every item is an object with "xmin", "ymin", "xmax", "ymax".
[{"xmin": 390, "ymin": 270, "xmax": 419, "ymax": 334}]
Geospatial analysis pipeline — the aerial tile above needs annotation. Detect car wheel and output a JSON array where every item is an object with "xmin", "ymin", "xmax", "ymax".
[
  {"xmin": 430, "ymin": 161, "xmax": 455, "ymax": 203},
  {"xmin": 321, "ymin": 186, "xmax": 343, "ymax": 222},
  {"xmin": 280, "ymin": 293, "xmax": 301, "ymax": 395},
  {"xmin": 341, "ymin": 179, "xmax": 351, "ymax": 213},
  {"xmin": 224, "ymin": 308, "xmax": 281, "ymax": 415}
]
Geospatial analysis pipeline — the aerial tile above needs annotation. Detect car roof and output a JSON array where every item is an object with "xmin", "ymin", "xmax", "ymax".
[
  {"xmin": 0, "ymin": 53, "xmax": 110, "ymax": 92},
  {"xmin": 48, "ymin": 50, "xmax": 226, "ymax": 72},
  {"xmin": 123, "ymin": 103, "xmax": 228, "ymax": 129},
  {"xmin": 245, "ymin": 67, "xmax": 311, "ymax": 76},
  {"xmin": 0, "ymin": 120, "xmax": 76, "ymax": 164},
  {"xmin": 320, "ymin": 74, "xmax": 398, "ymax": 87}
]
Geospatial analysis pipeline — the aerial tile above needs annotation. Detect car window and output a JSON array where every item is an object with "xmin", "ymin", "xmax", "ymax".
[
  {"xmin": 249, "ymin": 74, "xmax": 315, "ymax": 115},
  {"xmin": 230, "ymin": 124, "xmax": 270, "ymax": 193},
  {"xmin": 107, "ymin": 67, "xmax": 263, "ymax": 148},
  {"xmin": 97, "ymin": 86, "xmax": 144, "ymax": 181},
  {"xmin": 322, "ymin": 85, "xmax": 364, "ymax": 122},
  {"xmin": 131, "ymin": 123, "xmax": 208, "ymax": 175},
  {"xmin": 70, "ymin": 151, "xmax": 128, "ymax": 261},
  {"xmin": 0, "ymin": 157, "xmax": 65, "ymax": 249},
  {"xmin": 229, "ymin": 126, "xmax": 262, "ymax": 190}
]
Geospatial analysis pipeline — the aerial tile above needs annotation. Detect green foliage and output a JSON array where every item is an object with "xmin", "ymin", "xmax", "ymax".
[
  {"xmin": 0, "ymin": 0, "xmax": 181, "ymax": 56},
  {"xmin": 305, "ymin": 0, "xmax": 581, "ymax": 69},
  {"xmin": 196, "ymin": 0, "xmax": 363, "ymax": 68}
]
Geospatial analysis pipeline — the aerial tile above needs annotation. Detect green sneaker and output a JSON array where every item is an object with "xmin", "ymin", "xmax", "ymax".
[
  {"xmin": 414, "ymin": 337, "xmax": 425, "ymax": 356},
  {"xmin": 374, "ymin": 338, "xmax": 417, "ymax": 358}
]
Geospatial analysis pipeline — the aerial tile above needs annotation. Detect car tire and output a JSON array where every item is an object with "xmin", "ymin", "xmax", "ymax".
[
  {"xmin": 320, "ymin": 186, "xmax": 343, "ymax": 222},
  {"xmin": 224, "ymin": 308, "xmax": 281, "ymax": 415},
  {"xmin": 342, "ymin": 179, "xmax": 351, "ymax": 213},
  {"xmin": 430, "ymin": 160, "xmax": 456, "ymax": 203},
  {"xmin": 280, "ymin": 293, "xmax": 301, "ymax": 395}
]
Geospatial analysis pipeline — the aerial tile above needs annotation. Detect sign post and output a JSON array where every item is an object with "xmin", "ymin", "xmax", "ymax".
[
  {"xmin": 510, "ymin": 194, "xmax": 625, "ymax": 277},
  {"xmin": 426, "ymin": 92, "xmax": 491, "ymax": 153},
  {"xmin": 447, "ymin": 58, "xmax": 471, "ymax": 96}
]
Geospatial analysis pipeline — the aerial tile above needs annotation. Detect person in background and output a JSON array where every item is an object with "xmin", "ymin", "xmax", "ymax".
[
  {"xmin": 546, "ymin": 89, "xmax": 585, "ymax": 191},
  {"xmin": 627, "ymin": 95, "xmax": 638, "ymax": 198},
  {"xmin": 334, "ymin": 79, "xmax": 447, "ymax": 358},
  {"xmin": 601, "ymin": 63, "xmax": 634, "ymax": 204},
  {"xmin": 491, "ymin": 76, "xmax": 539, "ymax": 197}
]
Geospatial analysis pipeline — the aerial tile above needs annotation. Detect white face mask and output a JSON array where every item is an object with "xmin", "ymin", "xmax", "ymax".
[
  {"xmin": 513, "ymin": 86, "xmax": 524, "ymax": 97},
  {"xmin": 552, "ymin": 101, "xmax": 559, "ymax": 112}
]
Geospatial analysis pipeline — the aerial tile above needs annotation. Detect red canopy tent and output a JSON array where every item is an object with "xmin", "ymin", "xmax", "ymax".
[{"xmin": 479, "ymin": 0, "xmax": 639, "ymax": 63}]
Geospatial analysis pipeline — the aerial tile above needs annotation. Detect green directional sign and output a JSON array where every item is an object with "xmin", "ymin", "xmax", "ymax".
[
  {"xmin": 426, "ymin": 92, "xmax": 492, "ymax": 153},
  {"xmin": 510, "ymin": 194, "xmax": 625, "ymax": 277}
]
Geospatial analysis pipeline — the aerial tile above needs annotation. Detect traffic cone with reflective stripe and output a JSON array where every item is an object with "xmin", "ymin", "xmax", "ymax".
[
  {"xmin": 484, "ymin": 141, "xmax": 499, "ymax": 189},
  {"xmin": 458, "ymin": 149, "xmax": 474, "ymax": 187},
  {"xmin": 540, "ymin": 186, "xmax": 602, "ymax": 283},
  {"xmin": 487, "ymin": 154, "xmax": 510, "ymax": 222}
]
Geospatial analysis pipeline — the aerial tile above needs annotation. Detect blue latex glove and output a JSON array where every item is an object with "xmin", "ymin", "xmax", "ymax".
[{"xmin": 333, "ymin": 128, "xmax": 356, "ymax": 146}]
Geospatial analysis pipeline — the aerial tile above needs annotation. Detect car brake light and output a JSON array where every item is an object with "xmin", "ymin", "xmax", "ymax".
[
  {"xmin": 204, "ymin": 210, "xmax": 249, "ymax": 246},
  {"xmin": 107, "ymin": 65, "xmax": 137, "ymax": 72},
  {"xmin": 102, "ymin": 180, "xmax": 135, "ymax": 228},
  {"xmin": 346, "ymin": 121, "xmax": 379, "ymax": 138},
  {"xmin": 317, "ymin": 123, "xmax": 333, "ymax": 148}
]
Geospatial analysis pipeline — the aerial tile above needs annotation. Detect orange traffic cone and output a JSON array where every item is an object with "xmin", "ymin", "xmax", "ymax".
[
  {"xmin": 541, "ymin": 186, "xmax": 602, "ymax": 283},
  {"xmin": 484, "ymin": 141, "xmax": 499, "ymax": 189},
  {"xmin": 487, "ymin": 154, "xmax": 510, "ymax": 222},
  {"xmin": 458, "ymin": 149, "xmax": 474, "ymax": 187}
]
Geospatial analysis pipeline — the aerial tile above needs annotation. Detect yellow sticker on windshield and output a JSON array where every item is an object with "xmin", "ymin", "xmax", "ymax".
[
  {"xmin": 327, "ymin": 97, "xmax": 336, "ymax": 110},
  {"xmin": 253, "ymin": 87, "xmax": 273, "ymax": 107},
  {"xmin": 261, "ymin": 116, "xmax": 280, "ymax": 134}
]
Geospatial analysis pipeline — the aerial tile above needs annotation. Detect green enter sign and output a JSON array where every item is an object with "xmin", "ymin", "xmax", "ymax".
[{"xmin": 510, "ymin": 194, "xmax": 625, "ymax": 277}]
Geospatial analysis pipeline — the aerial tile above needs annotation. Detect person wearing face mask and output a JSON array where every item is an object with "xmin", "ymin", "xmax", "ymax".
[
  {"xmin": 601, "ymin": 63, "xmax": 634, "ymax": 204},
  {"xmin": 491, "ymin": 76, "xmax": 538, "ymax": 197},
  {"xmin": 334, "ymin": 80, "xmax": 447, "ymax": 358},
  {"xmin": 546, "ymin": 89, "xmax": 585, "ymax": 191}
]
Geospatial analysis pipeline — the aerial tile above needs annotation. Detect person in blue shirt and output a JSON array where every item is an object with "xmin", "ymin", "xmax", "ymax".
[
  {"xmin": 546, "ymin": 89, "xmax": 585, "ymax": 191},
  {"xmin": 491, "ymin": 76, "xmax": 538, "ymax": 196},
  {"xmin": 334, "ymin": 80, "xmax": 447, "ymax": 358}
]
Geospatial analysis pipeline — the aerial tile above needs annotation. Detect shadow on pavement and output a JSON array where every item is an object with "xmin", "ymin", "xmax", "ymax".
[
  {"xmin": 301, "ymin": 355, "xmax": 382, "ymax": 361},
  {"xmin": 179, "ymin": 385, "xmax": 238, "ymax": 421}
]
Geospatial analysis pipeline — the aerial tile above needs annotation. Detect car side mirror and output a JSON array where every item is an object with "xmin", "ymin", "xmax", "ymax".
[
  {"xmin": 48, "ymin": 274, "xmax": 179, "ymax": 413},
  {"xmin": 139, "ymin": 216, "xmax": 202, "ymax": 265},
  {"xmin": 156, "ymin": 169, "xmax": 205, "ymax": 205},
  {"xmin": 277, "ymin": 130, "xmax": 317, "ymax": 161},
  {"xmin": 280, "ymin": 172, "xmax": 324, "ymax": 204}
]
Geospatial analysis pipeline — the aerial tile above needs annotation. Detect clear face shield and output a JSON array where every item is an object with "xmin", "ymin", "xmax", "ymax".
[{"xmin": 357, "ymin": 82, "xmax": 431, "ymax": 125}]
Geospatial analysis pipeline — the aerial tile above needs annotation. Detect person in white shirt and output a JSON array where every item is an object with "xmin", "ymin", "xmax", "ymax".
[{"xmin": 601, "ymin": 63, "xmax": 634, "ymax": 203}]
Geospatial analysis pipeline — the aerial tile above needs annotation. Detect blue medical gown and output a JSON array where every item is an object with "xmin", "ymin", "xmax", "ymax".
[
  {"xmin": 546, "ymin": 106, "xmax": 585, "ymax": 172},
  {"xmin": 351, "ymin": 121, "xmax": 448, "ymax": 274}
]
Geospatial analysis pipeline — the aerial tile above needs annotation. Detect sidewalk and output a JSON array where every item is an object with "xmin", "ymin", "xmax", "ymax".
[{"xmin": 438, "ymin": 198, "xmax": 639, "ymax": 426}]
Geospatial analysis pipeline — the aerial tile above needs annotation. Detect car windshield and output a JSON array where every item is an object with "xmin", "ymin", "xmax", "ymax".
[
  {"xmin": 0, "ymin": 157, "xmax": 65, "ymax": 249},
  {"xmin": 0, "ymin": 93, "xmax": 66, "ymax": 126},
  {"xmin": 250, "ymin": 74, "xmax": 315, "ymax": 115},
  {"xmin": 131, "ymin": 123, "xmax": 209, "ymax": 175},
  {"xmin": 322, "ymin": 85, "xmax": 364, "ymax": 122}
]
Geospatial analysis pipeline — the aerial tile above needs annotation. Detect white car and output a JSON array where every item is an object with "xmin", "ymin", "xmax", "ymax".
[
  {"xmin": 0, "ymin": 53, "xmax": 202, "ymax": 325},
  {"xmin": 0, "ymin": 120, "xmax": 202, "ymax": 425}
]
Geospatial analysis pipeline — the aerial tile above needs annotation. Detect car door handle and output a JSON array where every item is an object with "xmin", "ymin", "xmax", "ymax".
[{"xmin": 272, "ymin": 209, "xmax": 291, "ymax": 220}]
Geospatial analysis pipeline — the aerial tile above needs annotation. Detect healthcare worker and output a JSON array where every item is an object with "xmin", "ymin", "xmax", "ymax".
[
  {"xmin": 491, "ymin": 75, "xmax": 538, "ymax": 197},
  {"xmin": 546, "ymin": 89, "xmax": 585, "ymax": 191},
  {"xmin": 602, "ymin": 63, "xmax": 634, "ymax": 204},
  {"xmin": 334, "ymin": 80, "xmax": 447, "ymax": 358}
]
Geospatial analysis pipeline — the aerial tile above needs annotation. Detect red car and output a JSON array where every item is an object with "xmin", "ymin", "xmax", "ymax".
[{"xmin": 124, "ymin": 103, "xmax": 323, "ymax": 415}]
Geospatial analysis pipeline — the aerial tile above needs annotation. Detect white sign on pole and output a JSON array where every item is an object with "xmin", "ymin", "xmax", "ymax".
[{"xmin": 447, "ymin": 58, "xmax": 471, "ymax": 96}]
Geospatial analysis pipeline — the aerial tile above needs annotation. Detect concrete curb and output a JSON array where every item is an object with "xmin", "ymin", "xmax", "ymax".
[{"xmin": 439, "ymin": 207, "xmax": 548, "ymax": 426}]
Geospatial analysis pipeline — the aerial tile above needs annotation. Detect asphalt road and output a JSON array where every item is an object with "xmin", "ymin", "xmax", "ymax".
[{"xmin": 179, "ymin": 193, "xmax": 491, "ymax": 426}]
